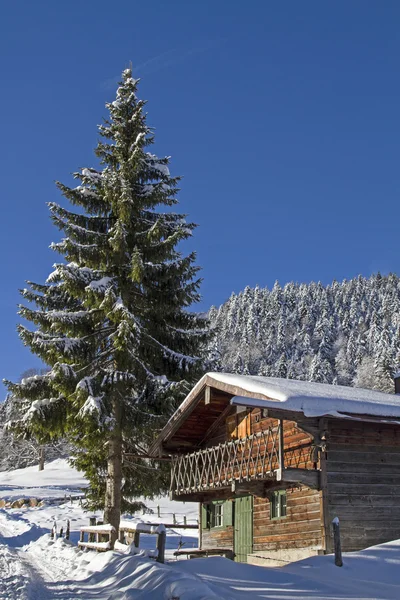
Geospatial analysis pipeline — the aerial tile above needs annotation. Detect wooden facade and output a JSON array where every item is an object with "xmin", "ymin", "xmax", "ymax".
[{"xmin": 150, "ymin": 374, "xmax": 400, "ymax": 565}]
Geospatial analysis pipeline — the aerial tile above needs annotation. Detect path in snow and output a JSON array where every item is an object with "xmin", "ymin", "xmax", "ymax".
[
  {"xmin": 0, "ymin": 540, "xmax": 52, "ymax": 600},
  {"xmin": 0, "ymin": 513, "xmax": 62, "ymax": 600}
]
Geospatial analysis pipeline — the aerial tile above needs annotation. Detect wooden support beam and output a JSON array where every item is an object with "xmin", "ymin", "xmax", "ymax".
[
  {"xmin": 279, "ymin": 419, "xmax": 285, "ymax": 472},
  {"xmin": 277, "ymin": 467, "xmax": 320, "ymax": 489},
  {"xmin": 233, "ymin": 481, "xmax": 268, "ymax": 497},
  {"xmin": 319, "ymin": 417, "xmax": 330, "ymax": 553},
  {"xmin": 201, "ymin": 404, "xmax": 234, "ymax": 445},
  {"xmin": 204, "ymin": 386, "xmax": 211, "ymax": 405}
]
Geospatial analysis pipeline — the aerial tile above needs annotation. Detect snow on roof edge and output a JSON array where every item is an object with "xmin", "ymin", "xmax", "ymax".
[
  {"xmin": 206, "ymin": 372, "xmax": 400, "ymax": 419},
  {"xmin": 231, "ymin": 396, "xmax": 400, "ymax": 422}
]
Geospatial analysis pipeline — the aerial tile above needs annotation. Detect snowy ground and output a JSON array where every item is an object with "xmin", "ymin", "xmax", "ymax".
[{"xmin": 0, "ymin": 460, "xmax": 399, "ymax": 599}]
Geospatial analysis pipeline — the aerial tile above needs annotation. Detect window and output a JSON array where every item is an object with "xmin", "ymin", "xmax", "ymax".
[
  {"xmin": 211, "ymin": 502, "xmax": 223, "ymax": 528},
  {"xmin": 270, "ymin": 491, "xmax": 287, "ymax": 519},
  {"xmin": 202, "ymin": 501, "xmax": 226, "ymax": 529}
]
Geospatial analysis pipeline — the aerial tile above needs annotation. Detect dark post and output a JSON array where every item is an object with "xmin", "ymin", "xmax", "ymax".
[
  {"xmin": 156, "ymin": 531, "xmax": 166, "ymax": 564},
  {"xmin": 96, "ymin": 520, "xmax": 104, "ymax": 543},
  {"xmin": 89, "ymin": 516, "xmax": 96, "ymax": 543},
  {"xmin": 119, "ymin": 527, "xmax": 125, "ymax": 544},
  {"xmin": 66, "ymin": 519, "xmax": 70, "ymax": 540},
  {"xmin": 50, "ymin": 520, "xmax": 57, "ymax": 540},
  {"xmin": 133, "ymin": 531, "xmax": 140, "ymax": 548},
  {"xmin": 332, "ymin": 517, "xmax": 343, "ymax": 567}
]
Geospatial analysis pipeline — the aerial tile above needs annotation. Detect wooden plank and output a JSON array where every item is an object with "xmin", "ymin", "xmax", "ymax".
[
  {"xmin": 278, "ymin": 468, "xmax": 320, "ymax": 489},
  {"xmin": 255, "ymin": 511, "xmax": 321, "ymax": 527},
  {"xmin": 326, "ymin": 462, "xmax": 400, "ymax": 473},
  {"xmin": 254, "ymin": 530, "xmax": 322, "ymax": 544},
  {"xmin": 204, "ymin": 386, "xmax": 211, "ymax": 405},
  {"xmin": 327, "ymin": 507, "xmax": 400, "ymax": 519},
  {"xmin": 328, "ymin": 494, "xmax": 400, "ymax": 507},
  {"xmin": 254, "ymin": 520, "xmax": 322, "ymax": 536},
  {"xmin": 327, "ymin": 473, "xmax": 400, "ymax": 485},
  {"xmin": 255, "ymin": 501, "xmax": 321, "ymax": 516},
  {"xmin": 327, "ymin": 484, "xmax": 400, "ymax": 495},
  {"xmin": 253, "ymin": 538, "xmax": 322, "ymax": 552},
  {"xmin": 327, "ymin": 444, "xmax": 400, "ymax": 454},
  {"xmin": 279, "ymin": 419, "xmax": 285, "ymax": 472}
]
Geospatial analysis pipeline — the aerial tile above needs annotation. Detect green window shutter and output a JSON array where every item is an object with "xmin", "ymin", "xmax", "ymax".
[
  {"xmin": 223, "ymin": 500, "xmax": 233, "ymax": 527},
  {"xmin": 201, "ymin": 504, "xmax": 209, "ymax": 529}
]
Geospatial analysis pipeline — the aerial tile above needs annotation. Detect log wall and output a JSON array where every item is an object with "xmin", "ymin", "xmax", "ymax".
[
  {"xmin": 201, "ymin": 524, "xmax": 234, "ymax": 551},
  {"xmin": 253, "ymin": 487, "xmax": 322, "ymax": 553},
  {"xmin": 325, "ymin": 419, "xmax": 400, "ymax": 552},
  {"xmin": 200, "ymin": 487, "xmax": 322, "ymax": 561}
]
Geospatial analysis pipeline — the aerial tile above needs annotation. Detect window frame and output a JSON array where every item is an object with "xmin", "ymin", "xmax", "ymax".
[
  {"xmin": 270, "ymin": 490, "xmax": 287, "ymax": 520},
  {"xmin": 203, "ymin": 500, "xmax": 225, "ymax": 529},
  {"xmin": 211, "ymin": 502, "xmax": 223, "ymax": 528}
]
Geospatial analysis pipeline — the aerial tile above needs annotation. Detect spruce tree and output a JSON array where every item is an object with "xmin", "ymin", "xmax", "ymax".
[{"xmin": 5, "ymin": 68, "xmax": 208, "ymax": 543}]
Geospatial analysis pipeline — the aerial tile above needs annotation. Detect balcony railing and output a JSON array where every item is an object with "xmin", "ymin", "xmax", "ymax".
[{"xmin": 171, "ymin": 425, "xmax": 282, "ymax": 495}]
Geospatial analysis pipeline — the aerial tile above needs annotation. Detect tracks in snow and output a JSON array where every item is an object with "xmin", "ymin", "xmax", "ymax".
[
  {"xmin": 0, "ymin": 543, "xmax": 52, "ymax": 600},
  {"xmin": 0, "ymin": 513, "xmax": 67, "ymax": 600}
]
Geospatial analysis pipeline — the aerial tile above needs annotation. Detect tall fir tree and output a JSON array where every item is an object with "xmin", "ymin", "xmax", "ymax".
[{"xmin": 5, "ymin": 68, "xmax": 208, "ymax": 543}]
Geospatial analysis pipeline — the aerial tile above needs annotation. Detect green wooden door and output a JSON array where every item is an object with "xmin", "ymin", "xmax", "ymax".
[{"xmin": 234, "ymin": 495, "xmax": 253, "ymax": 562}]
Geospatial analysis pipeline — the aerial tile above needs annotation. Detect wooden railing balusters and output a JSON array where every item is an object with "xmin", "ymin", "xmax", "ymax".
[{"xmin": 171, "ymin": 426, "xmax": 289, "ymax": 494}]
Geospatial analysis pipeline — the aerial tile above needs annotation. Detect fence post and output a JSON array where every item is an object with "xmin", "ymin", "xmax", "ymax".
[
  {"xmin": 133, "ymin": 531, "xmax": 140, "ymax": 548},
  {"xmin": 332, "ymin": 517, "xmax": 343, "ymax": 567},
  {"xmin": 66, "ymin": 519, "xmax": 70, "ymax": 540},
  {"xmin": 51, "ymin": 521, "xmax": 57, "ymax": 540},
  {"xmin": 156, "ymin": 531, "xmax": 166, "ymax": 564},
  {"xmin": 173, "ymin": 513, "xmax": 176, "ymax": 525},
  {"xmin": 119, "ymin": 527, "xmax": 125, "ymax": 544},
  {"xmin": 183, "ymin": 515, "xmax": 187, "ymax": 526},
  {"xmin": 157, "ymin": 505, "xmax": 161, "ymax": 518},
  {"xmin": 89, "ymin": 516, "xmax": 96, "ymax": 543}
]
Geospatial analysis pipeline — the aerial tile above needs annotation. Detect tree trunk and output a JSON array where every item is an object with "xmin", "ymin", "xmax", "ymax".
[
  {"xmin": 103, "ymin": 398, "xmax": 122, "ymax": 548},
  {"xmin": 38, "ymin": 446, "xmax": 45, "ymax": 471}
]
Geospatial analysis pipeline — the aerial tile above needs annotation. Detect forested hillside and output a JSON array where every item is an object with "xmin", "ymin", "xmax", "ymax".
[{"xmin": 210, "ymin": 273, "xmax": 400, "ymax": 394}]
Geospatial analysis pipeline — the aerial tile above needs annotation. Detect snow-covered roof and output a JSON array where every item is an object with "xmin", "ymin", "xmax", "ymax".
[
  {"xmin": 150, "ymin": 372, "xmax": 400, "ymax": 454},
  {"xmin": 207, "ymin": 372, "xmax": 400, "ymax": 419}
]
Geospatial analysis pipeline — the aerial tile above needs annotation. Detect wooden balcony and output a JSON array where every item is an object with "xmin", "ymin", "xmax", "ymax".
[{"xmin": 170, "ymin": 421, "xmax": 320, "ymax": 498}]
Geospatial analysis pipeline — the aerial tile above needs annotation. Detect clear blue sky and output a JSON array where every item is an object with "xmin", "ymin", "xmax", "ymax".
[{"xmin": 1, "ymin": 1, "xmax": 400, "ymax": 387}]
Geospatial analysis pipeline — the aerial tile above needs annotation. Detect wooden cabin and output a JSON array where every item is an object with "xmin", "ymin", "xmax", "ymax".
[{"xmin": 150, "ymin": 372, "xmax": 400, "ymax": 566}]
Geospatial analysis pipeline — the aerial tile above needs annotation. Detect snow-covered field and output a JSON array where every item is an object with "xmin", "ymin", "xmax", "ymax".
[{"xmin": 0, "ymin": 460, "xmax": 399, "ymax": 599}]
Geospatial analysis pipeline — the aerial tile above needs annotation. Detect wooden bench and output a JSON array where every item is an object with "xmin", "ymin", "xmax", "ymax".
[
  {"xmin": 174, "ymin": 548, "xmax": 235, "ymax": 560},
  {"xmin": 118, "ymin": 522, "xmax": 166, "ymax": 563},
  {"xmin": 78, "ymin": 524, "xmax": 115, "ymax": 552}
]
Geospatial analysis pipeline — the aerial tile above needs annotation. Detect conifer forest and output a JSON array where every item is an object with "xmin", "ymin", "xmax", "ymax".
[{"xmin": 210, "ymin": 273, "xmax": 400, "ymax": 395}]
